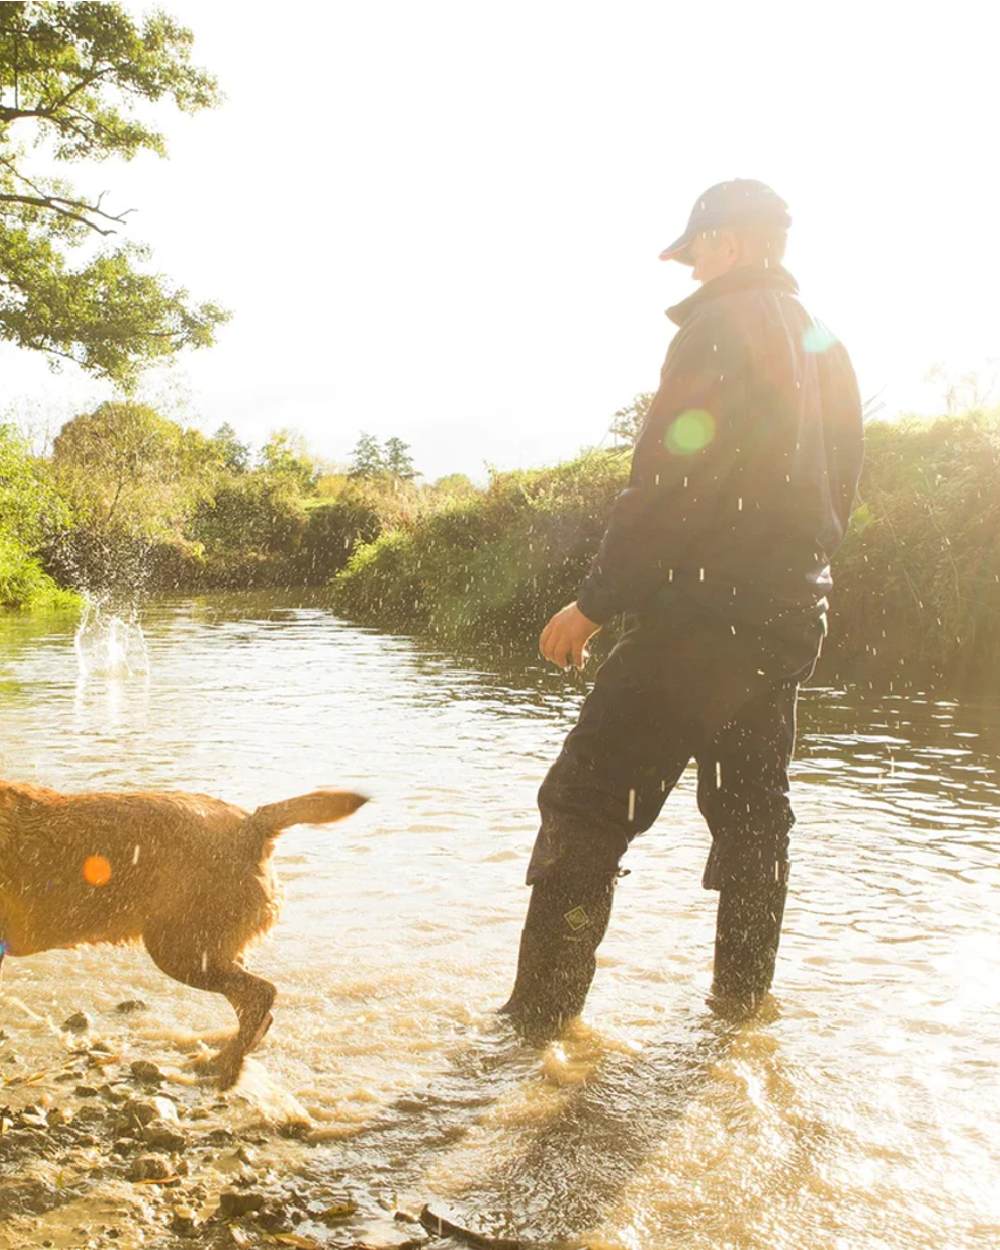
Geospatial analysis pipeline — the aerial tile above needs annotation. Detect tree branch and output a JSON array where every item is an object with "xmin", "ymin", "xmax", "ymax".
[
  {"xmin": 0, "ymin": 155, "xmax": 134, "ymax": 234},
  {"xmin": 0, "ymin": 191, "xmax": 127, "ymax": 235}
]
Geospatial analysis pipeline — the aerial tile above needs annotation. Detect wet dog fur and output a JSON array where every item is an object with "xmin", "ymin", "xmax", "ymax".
[{"xmin": 0, "ymin": 781, "xmax": 367, "ymax": 1088}]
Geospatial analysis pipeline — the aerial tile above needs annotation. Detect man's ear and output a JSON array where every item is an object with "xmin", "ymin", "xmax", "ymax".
[{"xmin": 719, "ymin": 228, "xmax": 742, "ymax": 265}]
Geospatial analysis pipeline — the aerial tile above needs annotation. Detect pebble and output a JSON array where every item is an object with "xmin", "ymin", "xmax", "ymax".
[
  {"xmin": 217, "ymin": 1189, "xmax": 266, "ymax": 1218},
  {"xmin": 142, "ymin": 1119, "xmax": 187, "ymax": 1153},
  {"xmin": 114, "ymin": 999, "xmax": 148, "ymax": 1014},
  {"xmin": 171, "ymin": 1205, "xmax": 198, "ymax": 1235},
  {"xmin": 127, "ymin": 1153, "xmax": 174, "ymax": 1182},
  {"xmin": 73, "ymin": 1104, "xmax": 106, "ymax": 1124},
  {"xmin": 61, "ymin": 1011, "xmax": 91, "ymax": 1034},
  {"xmin": 129, "ymin": 1059, "xmax": 163, "ymax": 1085}
]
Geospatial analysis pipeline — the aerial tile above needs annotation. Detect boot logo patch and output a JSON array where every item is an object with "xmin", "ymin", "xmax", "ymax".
[{"xmin": 564, "ymin": 906, "xmax": 590, "ymax": 932}]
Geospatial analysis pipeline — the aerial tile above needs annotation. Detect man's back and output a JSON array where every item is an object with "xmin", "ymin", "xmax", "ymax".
[{"xmin": 577, "ymin": 263, "xmax": 863, "ymax": 635}]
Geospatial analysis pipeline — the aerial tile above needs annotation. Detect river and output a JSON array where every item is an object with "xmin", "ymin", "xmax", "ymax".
[{"xmin": 1, "ymin": 593, "xmax": 997, "ymax": 1249}]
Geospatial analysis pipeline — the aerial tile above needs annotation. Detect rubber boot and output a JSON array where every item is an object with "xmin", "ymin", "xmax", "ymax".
[
  {"xmin": 499, "ymin": 872, "xmax": 617, "ymax": 1044},
  {"xmin": 708, "ymin": 864, "xmax": 788, "ymax": 1020}
]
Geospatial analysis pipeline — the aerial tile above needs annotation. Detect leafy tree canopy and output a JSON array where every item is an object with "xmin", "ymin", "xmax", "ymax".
[
  {"xmin": 258, "ymin": 428, "xmax": 315, "ymax": 492},
  {"xmin": 0, "ymin": 2, "xmax": 227, "ymax": 385},
  {"xmin": 348, "ymin": 431, "xmax": 386, "ymax": 479},
  {"xmin": 52, "ymin": 400, "xmax": 213, "ymax": 535},
  {"xmin": 383, "ymin": 435, "xmax": 417, "ymax": 481},
  {"xmin": 211, "ymin": 421, "xmax": 251, "ymax": 473}
]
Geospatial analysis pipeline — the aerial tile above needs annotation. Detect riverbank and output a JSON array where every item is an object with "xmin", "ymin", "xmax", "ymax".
[
  {"xmin": 0, "ymin": 1003, "xmax": 440, "ymax": 1250},
  {"xmin": 330, "ymin": 411, "xmax": 1000, "ymax": 691},
  {"xmin": 6, "ymin": 409, "xmax": 1000, "ymax": 690}
]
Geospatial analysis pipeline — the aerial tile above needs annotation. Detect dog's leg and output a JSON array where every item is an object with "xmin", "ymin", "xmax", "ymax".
[{"xmin": 143, "ymin": 928, "xmax": 276, "ymax": 1091}]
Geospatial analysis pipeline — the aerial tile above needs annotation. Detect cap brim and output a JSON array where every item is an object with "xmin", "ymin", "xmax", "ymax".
[{"xmin": 658, "ymin": 232, "xmax": 695, "ymax": 264}]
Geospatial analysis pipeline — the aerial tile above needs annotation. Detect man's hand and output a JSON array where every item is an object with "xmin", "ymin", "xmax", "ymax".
[{"xmin": 539, "ymin": 601, "xmax": 601, "ymax": 670}]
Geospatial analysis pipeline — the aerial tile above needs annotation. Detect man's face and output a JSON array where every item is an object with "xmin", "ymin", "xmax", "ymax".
[{"xmin": 689, "ymin": 230, "xmax": 739, "ymax": 284}]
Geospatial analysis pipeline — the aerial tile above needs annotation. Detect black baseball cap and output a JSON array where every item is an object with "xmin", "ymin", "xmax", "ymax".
[{"xmin": 659, "ymin": 179, "xmax": 791, "ymax": 265}]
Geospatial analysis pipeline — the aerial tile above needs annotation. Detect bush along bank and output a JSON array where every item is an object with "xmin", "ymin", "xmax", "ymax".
[
  {"xmin": 331, "ymin": 412, "xmax": 1000, "ymax": 692},
  {"xmin": 0, "ymin": 424, "xmax": 80, "ymax": 611},
  {"xmin": 331, "ymin": 451, "xmax": 629, "ymax": 656}
]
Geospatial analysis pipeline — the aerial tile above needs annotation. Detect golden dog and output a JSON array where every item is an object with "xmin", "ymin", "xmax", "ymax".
[{"xmin": 0, "ymin": 780, "xmax": 367, "ymax": 1088}]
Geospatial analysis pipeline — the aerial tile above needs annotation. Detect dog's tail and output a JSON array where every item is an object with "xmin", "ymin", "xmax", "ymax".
[{"xmin": 244, "ymin": 790, "xmax": 368, "ymax": 843}]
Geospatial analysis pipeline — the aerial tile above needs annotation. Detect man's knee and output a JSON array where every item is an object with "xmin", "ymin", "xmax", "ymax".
[
  {"xmin": 531, "ymin": 757, "xmax": 655, "ymax": 886},
  {"xmin": 699, "ymin": 784, "xmax": 794, "ymax": 891}
]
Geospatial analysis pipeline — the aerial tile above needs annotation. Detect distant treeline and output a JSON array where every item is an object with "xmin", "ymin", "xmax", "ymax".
[
  {"xmin": 2, "ymin": 403, "xmax": 1000, "ymax": 689},
  {"xmin": 0, "ymin": 406, "xmax": 476, "ymax": 607}
]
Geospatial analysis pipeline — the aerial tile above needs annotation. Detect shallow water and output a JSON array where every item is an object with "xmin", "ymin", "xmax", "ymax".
[{"xmin": 1, "ymin": 593, "xmax": 998, "ymax": 1249}]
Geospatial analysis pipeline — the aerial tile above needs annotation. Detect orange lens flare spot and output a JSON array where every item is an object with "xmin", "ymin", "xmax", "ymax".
[
  {"xmin": 83, "ymin": 855, "xmax": 112, "ymax": 887},
  {"xmin": 664, "ymin": 408, "xmax": 716, "ymax": 456}
]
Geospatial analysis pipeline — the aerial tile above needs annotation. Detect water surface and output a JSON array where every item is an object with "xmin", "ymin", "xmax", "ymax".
[{"xmin": 1, "ymin": 594, "xmax": 997, "ymax": 1249}]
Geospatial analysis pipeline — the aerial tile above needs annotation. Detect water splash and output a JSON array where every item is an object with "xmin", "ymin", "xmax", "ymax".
[{"xmin": 73, "ymin": 597, "xmax": 149, "ymax": 678}]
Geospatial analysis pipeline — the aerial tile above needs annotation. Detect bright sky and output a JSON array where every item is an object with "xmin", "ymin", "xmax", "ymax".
[{"xmin": 2, "ymin": 1, "xmax": 996, "ymax": 481}]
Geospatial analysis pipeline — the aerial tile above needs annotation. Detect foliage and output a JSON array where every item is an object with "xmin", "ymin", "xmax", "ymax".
[
  {"xmin": 211, "ymin": 422, "xmax": 251, "ymax": 473},
  {"xmin": 332, "ymin": 451, "xmax": 628, "ymax": 650},
  {"xmin": 0, "ymin": 419, "xmax": 68, "ymax": 545},
  {"xmin": 0, "ymin": 422, "xmax": 77, "ymax": 608},
  {"xmin": 825, "ymin": 410, "xmax": 1000, "ymax": 687},
  {"xmin": 12, "ymin": 390, "xmax": 1000, "ymax": 691},
  {"xmin": 0, "ymin": 530, "xmax": 78, "ymax": 609},
  {"xmin": 432, "ymin": 472, "xmax": 478, "ymax": 499},
  {"xmin": 608, "ymin": 392, "xmax": 654, "ymax": 447},
  {"xmin": 189, "ymin": 471, "xmax": 306, "ymax": 569},
  {"xmin": 383, "ymin": 435, "xmax": 417, "ymax": 481},
  {"xmin": 348, "ymin": 431, "xmax": 420, "ymax": 483},
  {"xmin": 331, "ymin": 411, "xmax": 1000, "ymax": 689},
  {"xmin": 257, "ymin": 428, "xmax": 316, "ymax": 492},
  {"xmin": 0, "ymin": 2, "xmax": 227, "ymax": 385},
  {"xmin": 52, "ymin": 401, "xmax": 213, "ymax": 537},
  {"xmin": 348, "ymin": 431, "xmax": 385, "ymax": 479}
]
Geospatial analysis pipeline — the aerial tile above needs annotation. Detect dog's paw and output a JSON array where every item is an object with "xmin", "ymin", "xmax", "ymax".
[{"xmin": 215, "ymin": 1057, "xmax": 245, "ymax": 1092}]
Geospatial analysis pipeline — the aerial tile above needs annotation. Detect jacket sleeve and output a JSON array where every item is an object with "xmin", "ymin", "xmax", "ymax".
[{"xmin": 576, "ymin": 307, "xmax": 750, "ymax": 624}]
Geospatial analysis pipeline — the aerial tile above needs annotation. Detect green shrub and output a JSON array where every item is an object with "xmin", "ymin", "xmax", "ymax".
[
  {"xmin": 0, "ymin": 423, "xmax": 79, "ymax": 610},
  {"xmin": 0, "ymin": 533, "xmax": 79, "ymax": 610},
  {"xmin": 332, "ymin": 450, "xmax": 628, "ymax": 648}
]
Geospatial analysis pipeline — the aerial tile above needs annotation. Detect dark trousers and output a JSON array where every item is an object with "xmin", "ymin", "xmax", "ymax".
[{"xmin": 507, "ymin": 609, "xmax": 813, "ymax": 1031}]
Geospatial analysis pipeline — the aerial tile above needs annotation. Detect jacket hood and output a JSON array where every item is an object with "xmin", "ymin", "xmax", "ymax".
[{"xmin": 666, "ymin": 263, "xmax": 799, "ymax": 327}]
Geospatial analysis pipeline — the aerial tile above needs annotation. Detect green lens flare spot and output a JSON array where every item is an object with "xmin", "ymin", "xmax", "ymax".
[
  {"xmin": 664, "ymin": 408, "xmax": 716, "ymax": 456},
  {"xmin": 802, "ymin": 321, "xmax": 838, "ymax": 353},
  {"xmin": 564, "ymin": 906, "xmax": 591, "ymax": 931}
]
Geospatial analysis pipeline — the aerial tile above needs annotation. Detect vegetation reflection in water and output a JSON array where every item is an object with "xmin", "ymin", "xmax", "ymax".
[{"xmin": 0, "ymin": 594, "xmax": 997, "ymax": 1249}]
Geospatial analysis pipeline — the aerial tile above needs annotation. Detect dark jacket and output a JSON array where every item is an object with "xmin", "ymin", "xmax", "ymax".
[{"xmin": 576, "ymin": 264, "xmax": 863, "ymax": 645}]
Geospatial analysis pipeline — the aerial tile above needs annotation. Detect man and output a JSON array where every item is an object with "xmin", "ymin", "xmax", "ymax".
[{"xmin": 501, "ymin": 179, "xmax": 863, "ymax": 1041}]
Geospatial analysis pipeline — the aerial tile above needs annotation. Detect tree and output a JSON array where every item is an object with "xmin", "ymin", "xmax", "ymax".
[
  {"xmin": 258, "ymin": 428, "xmax": 315, "ymax": 492},
  {"xmin": 608, "ymin": 393, "xmax": 655, "ymax": 446},
  {"xmin": 52, "ymin": 400, "xmax": 212, "ymax": 536},
  {"xmin": 211, "ymin": 422, "xmax": 251, "ymax": 474},
  {"xmin": 348, "ymin": 431, "xmax": 386, "ymax": 479},
  {"xmin": 0, "ymin": 3, "xmax": 227, "ymax": 385},
  {"xmin": 383, "ymin": 435, "xmax": 417, "ymax": 482}
]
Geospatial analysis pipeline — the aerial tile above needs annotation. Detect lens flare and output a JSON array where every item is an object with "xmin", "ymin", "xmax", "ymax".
[
  {"xmin": 802, "ymin": 321, "xmax": 838, "ymax": 353},
  {"xmin": 83, "ymin": 855, "xmax": 112, "ymax": 887},
  {"xmin": 664, "ymin": 408, "xmax": 716, "ymax": 456}
]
